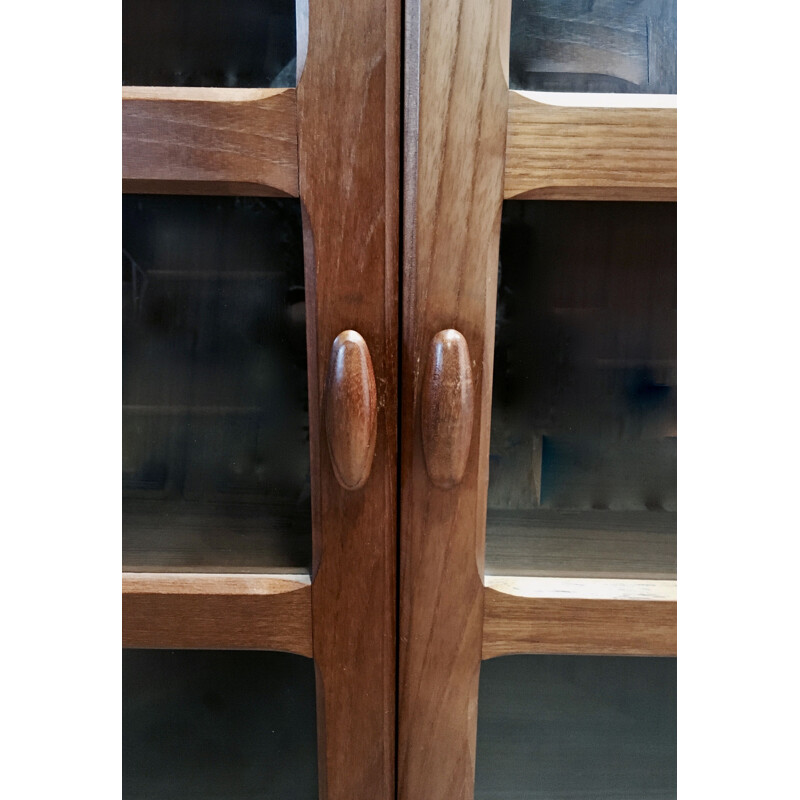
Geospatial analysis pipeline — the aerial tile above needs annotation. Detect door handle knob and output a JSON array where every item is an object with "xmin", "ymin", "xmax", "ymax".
[
  {"xmin": 421, "ymin": 329, "xmax": 475, "ymax": 489},
  {"xmin": 324, "ymin": 330, "xmax": 378, "ymax": 490}
]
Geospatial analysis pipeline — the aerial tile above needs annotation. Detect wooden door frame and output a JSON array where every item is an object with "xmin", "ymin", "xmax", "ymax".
[
  {"xmin": 122, "ymin": 2, "xmax": 400, "ymax": 798},
  {"xmin": 399, "ymin": 1, "xmax": 676, "ymax": 798}
]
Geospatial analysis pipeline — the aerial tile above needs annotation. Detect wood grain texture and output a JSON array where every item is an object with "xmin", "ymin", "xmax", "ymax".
[
  {"xmin": 296, "ymin": 0, "xmax": 399, "ymax": 796},
  {"xmin": 482, "ymin": 585, "xmax": 676, "ymax": 658},
  {"xmin": 485, "ymin": 509, "xmax": 676, "ymax": 579},
  {"xmin": 421, "ymin": 330, "xmax": 475, "ymax": 488},
  {"xmin": 122, "ymin": 572, "xmax": 313, "ymax": 655},
  {"xmin": 122, "ymin": 498, "xmax": 311, "ymax": 573},
  {"xmin": 504, "ymin": 90, "xmax": 676, "ymax": 200},
  {"xmin": 324, "ymin": 331, "xmax": 378, "ymax": 490},
  {"xmin": 123, "ymin": 87, "xmax": 299, "ymax": 196},
  {"xmin": 399, "ymin": 0, "xmax": 511, "ymax": 798}
]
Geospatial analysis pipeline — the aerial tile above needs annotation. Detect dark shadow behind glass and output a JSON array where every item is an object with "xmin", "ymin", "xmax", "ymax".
[
  {"xmin": 122, "ymin": 196, "xmax": 311, "ymax": 571},
  {"xmin": 123, "ymin": 650, "xmax": 318, "ymax": 799},
  {"xmin": 476, "ymin": 655, "xmax": 677, "ymax": 799},
  {"xmin": 487, "ymin": 202, "xmax": 676, "ymax": 577},
  {"xmin": 123, "ymin": 0, "xmax": 297, "ymax": 87}
]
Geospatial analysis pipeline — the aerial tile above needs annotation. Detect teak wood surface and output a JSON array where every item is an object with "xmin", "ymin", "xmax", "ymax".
[
  {"xmin": 122, "ymin": 86, "xmax": 299, "ymax": 197},
  {"xmin": 122, "ymin": 2, "xmax": 678, "ymax": 795},
  {"xmin": 122, "ymin": 0, "xmax": 400, "ymax": 796},
  {"xmin": 324, "ymin": 331, "xmax": 379, "ymax": 491},
  {"xmin": 122, "ymin": 573, "xmax": 312, "ymax": 656},
  {"xmin": 398, "ymin": 0, "xmax": 512, "ymax": 798},
  {"xmin": 504, "ymin": 90, "xmax": 677, "ymax": 201},
  {"xmin": 296, "ymin": 0, "xmax": 399, "ymax": 798},
  {"xmin": 482, "ymin": 584, "xmax": 677, "ymax": 659}
]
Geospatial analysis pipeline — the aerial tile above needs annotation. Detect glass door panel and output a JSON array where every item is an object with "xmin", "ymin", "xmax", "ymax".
[
  {"xmin": 476, "ymin": 655, "xmax": 676, "ymax": 799},
  {"xmin": 509, "ymin": 0, "xmax": 677, "ymax": 93},
  {"xmin": 123, "ymin": 649, "xmax": 317, "ymax": 799},
  {"xmin": 123, "ymin": 0, "xmax": 297, "ymax": 87},
  {"xmin": 122, "ymin": 195, "xmax": 311, "ymax": 572},
  {"xmin": 487, "ymin": 201, "xmax": 676, "ymax": 579}
]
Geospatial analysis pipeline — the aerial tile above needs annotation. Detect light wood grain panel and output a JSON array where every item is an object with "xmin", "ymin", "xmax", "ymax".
[
  {"xmin": 122, "ymin": 572, "xmax": 313, "ymax": 655},
  {"xmin": 482, "ymin": 584, "xmax": 676, "ymax": 659},
  {"xmin": 399, "ymin": 1, "xmax": 511, "ymax": 798},
  {"xmin": 296, "ymin": 0, "xmax": 399, "ymax": 797},
  {"xmin": 486, "ymin": 575, "xmax": 676, "ymax": 602},
  {"xmin": 123, "ymin": 87, "xmax": 299, "ymax": 196},
  {"xmin": 504, "ymin": 90, "xmax": 676, "ymax": 201}
]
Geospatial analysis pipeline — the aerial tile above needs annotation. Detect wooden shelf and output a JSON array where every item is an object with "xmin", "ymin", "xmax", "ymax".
[
  {"xmin": 123, "ymin": 497, "xmax": 311, "ymax": 573},
  {"xmin": 486, "ymin": 508, "xmax": 676, "ymax": 580},
  {"xmin": 482, "ymin": 509, "xmax": 675, "ymax": 658}
]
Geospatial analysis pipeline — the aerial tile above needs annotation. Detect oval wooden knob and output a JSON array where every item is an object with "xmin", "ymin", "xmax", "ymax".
[
  {"xmin": 421, "ymin": 330, "xmax": 475, "ymax": 489},
  {"xmin": 324, "ymin": 330, "xmax": 378, "ymax": 490}
]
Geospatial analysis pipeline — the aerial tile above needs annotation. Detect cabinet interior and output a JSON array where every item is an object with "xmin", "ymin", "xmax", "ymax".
[
  {"xmin": 123, "ymin": 649, "xmax": 318, "ymax": 799},
  {"xmin": 123, "ymin": 0, "xmax": 298, "ymax": 88},
  {"xmin": 122, "ymin": 195, "xmax": 311, "ymax": 573},
  {"xmin": 476, "ymin": 654, "xmax": 677, "ymax": 799},
  {"xmin": 509, "ymin": 0, "xmax": 677, "ymax": 94},
  {"xmin": 487, "ymin": 201, "xmax": 676, "ymax": 581}
]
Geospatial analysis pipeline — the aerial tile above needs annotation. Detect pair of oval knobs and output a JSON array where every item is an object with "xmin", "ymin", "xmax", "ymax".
[{"xmin": 325, "ymin": 329, "xmax": 474, "ymax": 490}]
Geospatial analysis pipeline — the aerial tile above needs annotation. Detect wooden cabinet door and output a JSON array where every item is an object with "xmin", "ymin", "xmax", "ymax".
[
  {"xmin": 122, "ymin": 2, "xmax": 399, "ymax": 799},
  {"xmin": 399, "ymin": 1, "xmax": 677, "ymax": 798}
]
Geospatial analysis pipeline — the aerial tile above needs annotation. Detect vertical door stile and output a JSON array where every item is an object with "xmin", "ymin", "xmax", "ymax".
[
  {"xmin": 295, "ymin": 0, "xmax": 400, "ymax": 798},
  {"xmin": 399, "ymin": 0, "xmax": 512, "ymax": 798}
]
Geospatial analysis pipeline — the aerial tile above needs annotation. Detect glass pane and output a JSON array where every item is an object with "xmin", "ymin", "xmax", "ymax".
[
  {"xmin": 509, "ymin": 0, "xmax": 677, "ymax": 93},
  {"xmin": 487, "ymin": 201, "xmax": 676, "ymax": 578},
  {"xmin": 122, "ymin": 196, "xmax": 311, "ymax": 572},
  {"xmin": 124, "ymin": 649, "xmax": 317, "ymax": 799},
  {"xmin": 123, "ymin": 0, "xmax": 297, "ymax": 88},
  {"xmin": 476, "ymin": 655, "xmax": 676, "ymax": 799}
]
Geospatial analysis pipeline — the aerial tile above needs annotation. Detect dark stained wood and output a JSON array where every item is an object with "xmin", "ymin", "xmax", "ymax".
[
  {"xmin": 421, "ymin": 330, "xmax": 475, "ymax": 489},
  {"xmin": 296, "ymin": 0, "xmax": 399, "ymax": 796},
  {"xmin": 399, "ymin": 0, "xmax": 511, "ymax": 798},
  {"xmin": 122, "ymin": 573, "xmax": 313, "ymax": 655},
  {"xmin": 504, "ymin": 90, "xmax": 677, "ymax": 201},
  {"xmin": 324, "ymin": 331, "xmax": 378, "ymax": 490},
  {"xmin": 122, "ymin": 87, "xmax": 299, "ymax": 197},
  {"xmin": 483, "ymin": 585, "xmax": 676, "ymax": 658}
]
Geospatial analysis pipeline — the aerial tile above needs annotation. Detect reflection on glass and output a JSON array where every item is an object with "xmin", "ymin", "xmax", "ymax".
[
  {"xmin": 487, "ymin": 202, "xmax": 676, "ymax": 577},
  {"xmin": 476, "ymin": 655, "xmax": 676, "ymax": 799},
  {"xmin": 123, "ymin": 0, "xmax": 297, "ymax": 87},
  {"xmin": 510, "ymin": 0, "xmax": 677, "ymax": 93},
  {"xmin": 122, "ymin": 196, "xmax": 310, "ymax": 571},
  {"xmin": 124, "ymin": 650, "xmax": 318, "ymax": 799}
]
